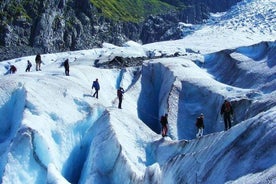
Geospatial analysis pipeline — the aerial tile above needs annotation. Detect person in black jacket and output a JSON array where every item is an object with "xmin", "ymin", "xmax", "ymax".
[
  {"xmin": 63, "ymin": 59, "xmax": 70, "ymax": 76},
  {"xmin": 160, "ymin": 113, "xmax": 168, "ymax": 137},
  {"xmin": 195, "ymin": 113, "xmax": 204, "ymax": 138},
  {"xmin": 117, "ymin": 87, "xmax": 124, "ymax": 109},
  {"xmin": 221, "ymin": 100, "xmax": 233, "ymax": 130},
  {"xmin": 35, "ymin": 54, "xmax": 42, "ymax": 71},
  {"xmin": 25, "ymin": 60, "xmax": 32, "ymax": 72}
]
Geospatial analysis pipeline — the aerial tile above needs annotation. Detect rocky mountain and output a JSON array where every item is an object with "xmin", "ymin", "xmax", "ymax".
[{"xmin": 0, "ymin": 0, "xmax": 241, "ymax": 61}]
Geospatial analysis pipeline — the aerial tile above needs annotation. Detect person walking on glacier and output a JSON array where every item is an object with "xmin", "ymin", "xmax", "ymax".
[
  {"xmin": 92, "ymin": 78, "xmax": 100, "ymax": 98},
  {"xmin": 160, "ymin": 113, "xmax": 168, "ymax": 137},
  {"xmin": 63, "ymin": 59, "xmax": 70, "ymax": 76},
  {"xmin": 117, "ymin": 87, "xmax": 124, "ymax": 109},
  {"xmin": 25, "ymin": 60, "xmax": 32, "ymax": 72},
  {"xmin": 9, "ymin": 65, "xmax": 17, "ymax": 74},
  {"xmin": 35, "ymin": 53, "xmax": 42, "ymax": 71},
  {"xmin": 221, "ymin": 100, "xmax": 233, "ymax": 130},
  {"xmin": 195, "ymin": 113, "xmax": 204, "ymax": 138}
]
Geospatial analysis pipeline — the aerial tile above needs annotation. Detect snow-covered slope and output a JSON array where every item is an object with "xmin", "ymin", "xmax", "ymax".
[
  {"xmin": 143, "ymin": 0, "xmax": 276, "ymax": 55},
  {"xmin": 0, "ymin": 0, "xmax": 275, "ymax": 183}
]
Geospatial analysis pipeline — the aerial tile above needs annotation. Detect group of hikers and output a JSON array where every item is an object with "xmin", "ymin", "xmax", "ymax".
[
  {"xmin": 7, "ymin": 54, "xmax": 70, "ymax": 75},
  {"xmin": 160, "ymin": 99, "xmax": 234, "ymax": 138},
  {"xmin": 7, "ymin": 54, "xmax": 42, "ymax": 74},
  {"xmin": 6, "ymin": 54, "xmax": 235, "ymax": 138},
  {"xmin": 91, "ymin": 78, "xmax": 125, "ymax": 109},
  {"xmin": 7, "ymin": 53, "xmax": 125, "ymax": 109}
]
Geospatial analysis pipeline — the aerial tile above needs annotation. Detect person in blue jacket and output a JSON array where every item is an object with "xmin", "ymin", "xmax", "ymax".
[{"xmin": 92, "ymin": 78, "xmax": 100, "ymax": 98}]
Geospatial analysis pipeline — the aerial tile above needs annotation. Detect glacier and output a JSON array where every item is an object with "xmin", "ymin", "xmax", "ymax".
[{"xmin": 0, "ymin": 0, "xmax": 276, "ymax": 183}]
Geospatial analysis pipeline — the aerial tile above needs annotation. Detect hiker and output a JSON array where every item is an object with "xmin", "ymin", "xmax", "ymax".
[
  {"xmin": 117, "ymin": 87, "xmax": 124, "ymax": 109},
  {"xmin": 9, "ymin": 65, "xmax": 17, "ymax": 74},
  {"xmin": 25, "ymin": 60, "xmax": 32, "ymax": 72},
  {"xmin": 35, "ymin": 54, "xmax": 42, "ymax": 71},
  {"xmin": 92, "ymin": 78, "xmax": 100, "ymax": 98},
  {"xmin": 160, "ymin": 113, "xmax": 168, "ymax": 137},
  {"xmin": 63, "ymin": 59, "xmax": 69, "ymax": 76},
  {"xmin": 221, "ymin": 100, "xmax": 233, "ymax": 130},
  {"xmin": 195, "ymin": 113, "xmax": 204, "ymax": 138}
]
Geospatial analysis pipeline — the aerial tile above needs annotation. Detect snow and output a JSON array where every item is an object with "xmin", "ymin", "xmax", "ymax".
[{"xmin": 0, "ymin": 0, "xmax": 275, "ymax": 183}]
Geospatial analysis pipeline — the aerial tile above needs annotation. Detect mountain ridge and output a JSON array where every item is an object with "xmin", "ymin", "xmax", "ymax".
[{"xmin": 0, "ymin": 0, "xmax": 241, "ymax": 61}]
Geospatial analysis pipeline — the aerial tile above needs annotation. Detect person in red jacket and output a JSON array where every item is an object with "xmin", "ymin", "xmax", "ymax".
[
  {"xmin": 160, "ymin": 113, "xmax": 168, "ymax": 137},
  {"xmin": 221, "ymin": 100, "xmax": 233, "ymax": 130},
  {"xmin": 9, "ymin": 65, "xmax": 17, "ymax": 74}
]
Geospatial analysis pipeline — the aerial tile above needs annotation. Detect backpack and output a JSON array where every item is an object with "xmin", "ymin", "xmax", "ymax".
[
  {"xmin": 117, "ymin": 89, "xmax": 122, "ymax": 97},
  {"xmin": 10, "ymin": 65, "xmax": 17, "ymax": 73},
  {"xmin": 225, "ymin": 101, "xmax": 231, "ymax": 113}
]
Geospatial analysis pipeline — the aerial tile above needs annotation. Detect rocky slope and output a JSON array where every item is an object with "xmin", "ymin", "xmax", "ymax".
[{"xmin": 0, "ymin": 0, "xmax": 241, "ymax": 61}]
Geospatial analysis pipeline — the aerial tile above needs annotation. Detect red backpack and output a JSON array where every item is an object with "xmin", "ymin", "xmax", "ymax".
[{"xmin": 225, "ymin": 101, "xmax": 231, "ymax": 112}]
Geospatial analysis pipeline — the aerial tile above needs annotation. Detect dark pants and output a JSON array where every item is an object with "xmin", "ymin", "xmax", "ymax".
[
  {"xmin": 25, "ymin": 66, "xmax": 31, "ymax": 72},
  {"xmin": 118, "ymin": 97, "xmax": 122, "ymax": 109},
  {"xmin": 224, "ymin": 113, "xmax": 232, "ymax": 130},
  {"xmin": 93, "ymin": 90, "xmax": 99, "ymax": 98},
  {"xmin": 36, "ymin": 63, "xmax": 41, "ymax": 71},
  {"xmin": 65, "ymin": 69, "xmax": 69, "ymax": 76},
  {"xmin": 161, "ymin": 125, "xmax": 168, "ymax": 137}
]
